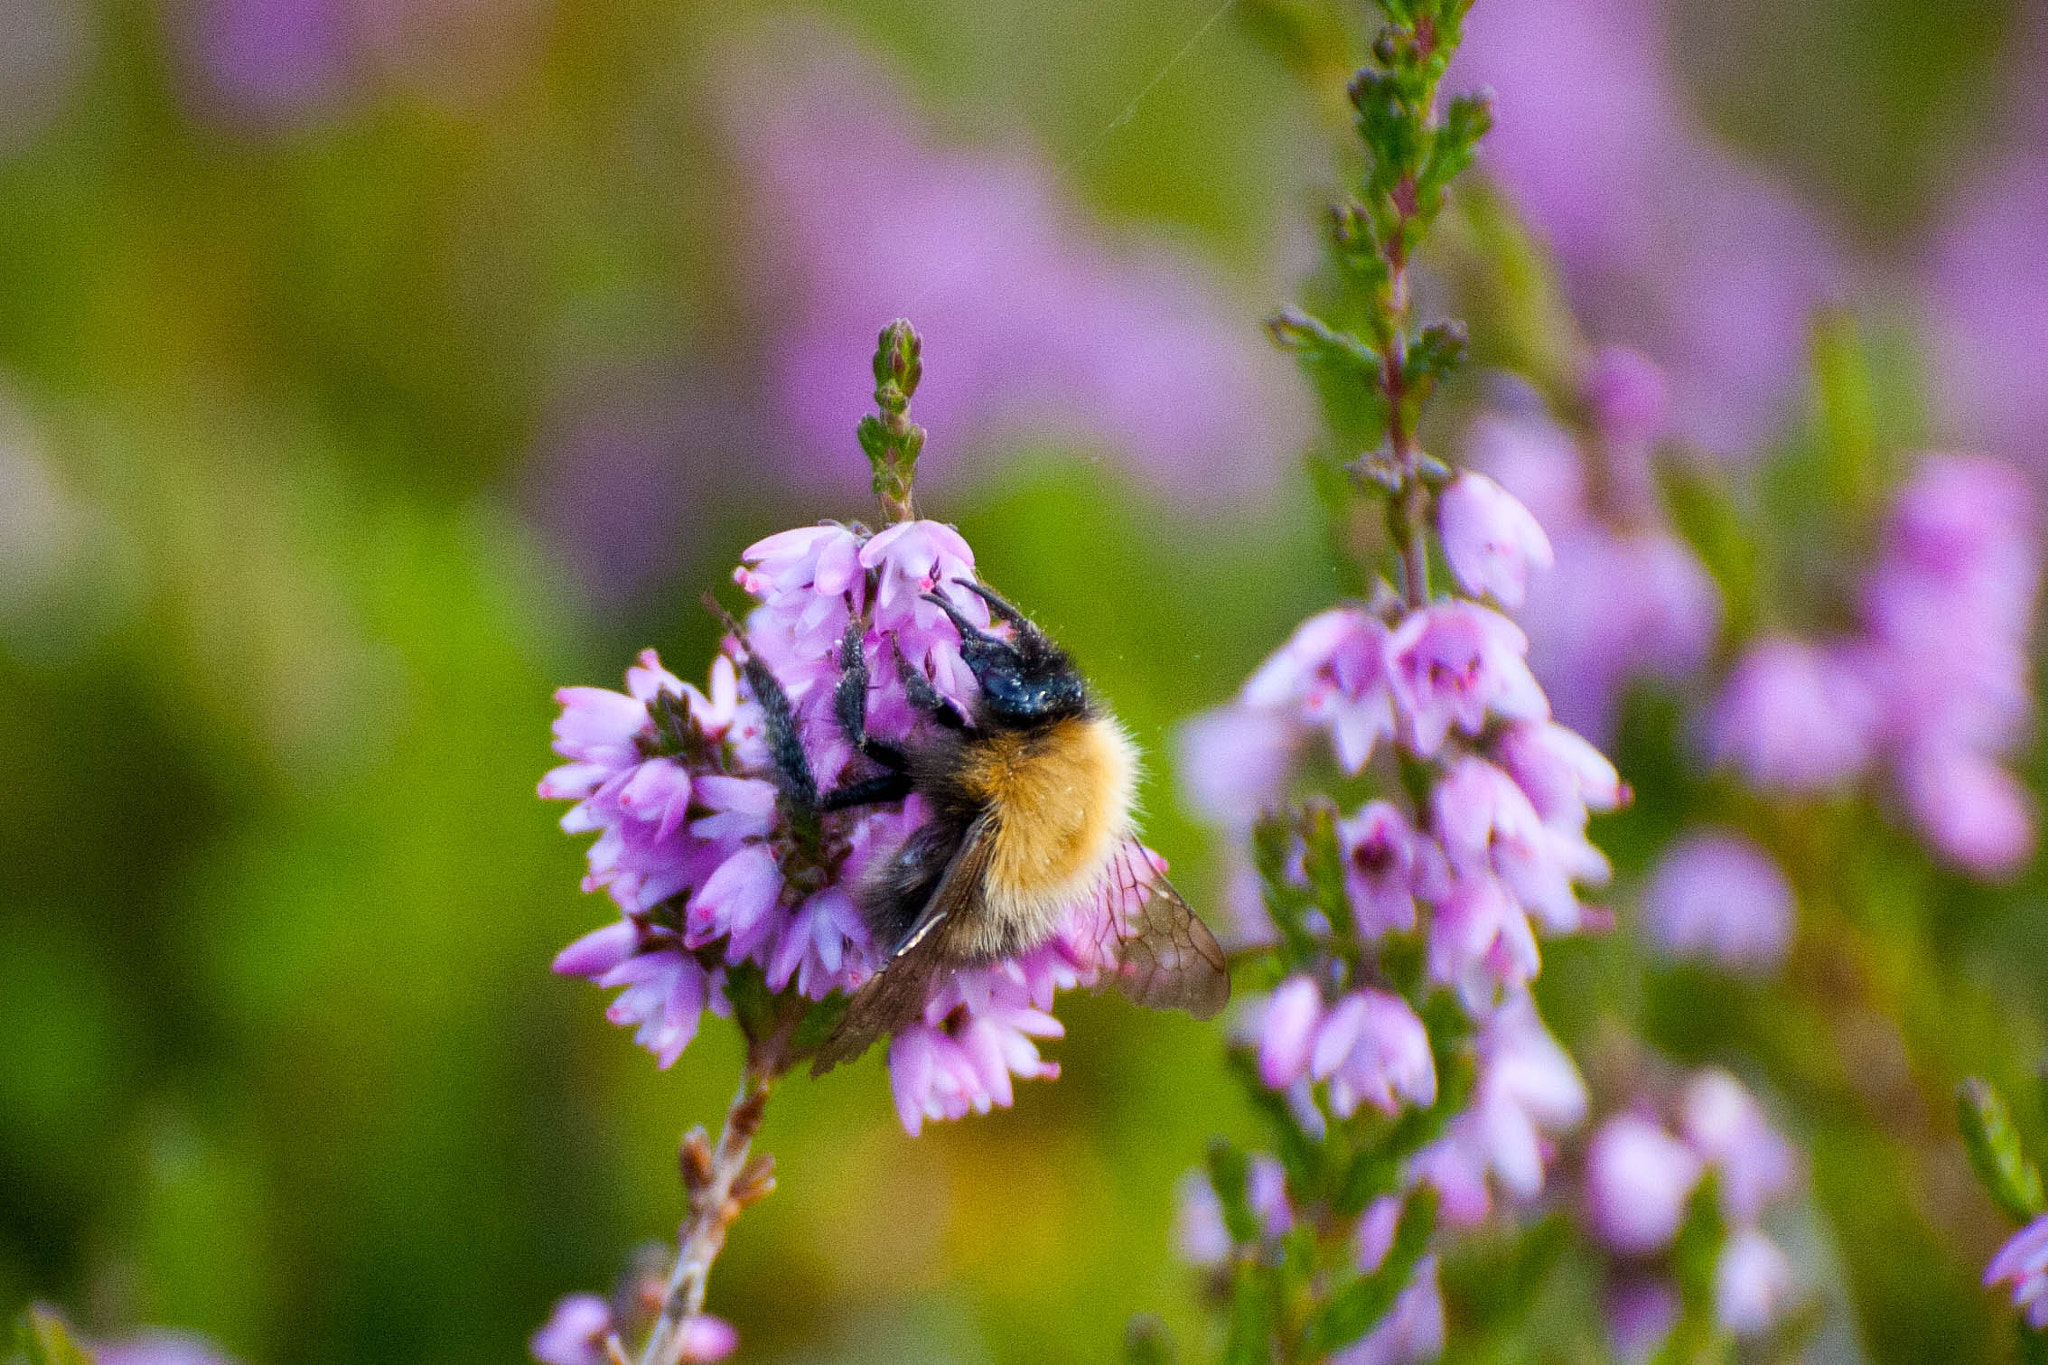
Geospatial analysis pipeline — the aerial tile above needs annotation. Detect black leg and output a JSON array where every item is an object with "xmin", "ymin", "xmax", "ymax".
[
  {"xmin": 739, "ymin": 655, "xmax": 818, "ymax": 809},
  {"xmin": 833, "ymin": 617, "xmax": 870, "ymax": 750},
  {"xmin": 893, "ymin": 638, "xmax": 966, "ymax": 730},
  {"xmin": 818, "ymin": 770, "xmax": 916, "ymax": 812}
]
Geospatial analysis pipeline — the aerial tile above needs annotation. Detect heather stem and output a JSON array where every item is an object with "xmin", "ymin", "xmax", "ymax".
[
  {"xmin": 637, "ymin": 1063, "xmax": 776, "ymax": 1365},
  {"xmin": 1382, "ymin": 220, "xmax": 1431, "ymax": 610}
]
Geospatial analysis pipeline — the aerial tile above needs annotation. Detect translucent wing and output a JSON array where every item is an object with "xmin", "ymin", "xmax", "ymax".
[
  {"xmin": 810, "ymin": 815, "xmax": 997, "ymax": 1076},
  {"xmin": 1091, "ymin": 840, "xmax": 1230, "ymax": 1020}
]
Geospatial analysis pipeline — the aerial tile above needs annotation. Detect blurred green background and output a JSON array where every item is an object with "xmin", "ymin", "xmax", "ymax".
[{"xmin": 0, "ymin": 0, "xmax": 2037, "ymax": 1361}]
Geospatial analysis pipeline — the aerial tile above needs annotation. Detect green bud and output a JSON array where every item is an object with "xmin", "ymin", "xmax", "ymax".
[
  {"xmin": 1960, "ymin": 1078, "xmax": 2047, "ymax": 1224},
  {"xmin": 1205, "ymin": 1138, "xmax": 1260, "ymax": 1245}
]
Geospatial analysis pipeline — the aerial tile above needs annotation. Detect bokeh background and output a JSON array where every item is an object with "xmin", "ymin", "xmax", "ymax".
[{"xmin": 2, "ymin": 0, "xmax": 2045, "ymax": 1361}]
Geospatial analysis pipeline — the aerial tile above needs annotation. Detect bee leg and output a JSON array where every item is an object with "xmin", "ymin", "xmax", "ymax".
[
  {"xmin": 736, "ymin": 653, "xmax": 819, "ymax": 810},
  {"xmin": 891, "ymin": 636, "xmax": 966, "ymax": 730},
  {"xmin": 833, "ymin": 617, "xmax": 912, "ymax": 770},
  {"xmin": 817, "ymin": 770, "xmax": 915, "ymax": 811}
]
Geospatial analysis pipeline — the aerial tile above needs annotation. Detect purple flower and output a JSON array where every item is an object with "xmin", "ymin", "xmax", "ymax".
[
  {"xmin": 1714, "ymin": 1228, "xmax": 1796, "ymax": 1338},
  {"xmin": 1386, "ymin": 601, "xmax": 1548, "ymax": 756},
  {"xmin": 599, "ymin": 943, "xmax": 724, "ymax": 1071},
  {"xmin": 1605, "ymin": 1278, "xmax": 1680, "ymax": 1365},
  {"xmin": 1986, "ymin": 1214, "xmax": 2048, "ymax": 1331},
  {"xmin": 1254, "ymin": 975, "xmax": 1324, "ymax": 1091},
  {"xmin": 673, "ymin": 1316, "xmax": 740, "ymax": 1362},
  {"xmin": 96, "ymin": 1335, "xmax": 242, "ymax": 1365},
  {"xmin": 1900, "ymin": 746, "xmax": 2036, "ymax": 879},
  {"xmin": 1433, "ymin": 755, "xmax": 1606, "ymax": 935},
  {"xmin": 887, "ymin": 994, "xmax": 1063, "ymax": 1136},
  {"xmin": 1330, "ymin": 1256, "xmax": 1446, "ymax": 1365},
  {"xmin": 1493, "ymin": 720, "xmax": 1626, "ymax": 830},
  {"xmin": 1710, "ymin": 636, "xmax": 1879, "ymax": 793},
  {"xmin": 1310, "ymin": 989, "xmax": 1438, "ymax": 1118},
  {"xmin": 1426, "ymin": 875, "xmax": 1541, "ymax": 1010},
  {"xmin": 1174, "ymin": 1154, "xmax": 1296, "ymax": 1266},
  {"xmin": 1439, "ymin": 471, "xmax": 1554, "ymax": 609},
  {"xmin": 1583, "ymin": 1113, "xmax": 1705, "ymax": 1255},
  {"xmin": 1413, "ymin": 995, "xmax": 1586, "ymax": 1225},
  {"xmin": 1678, "ymin": 1069, "xmax": 1797, "ymax": 1225},
  {"xmin": 1642, "ymin": 830, "xmax": 1795, "ymax": 973},
  {"xmin": 1177, "ymin": 704, "xmax": 1304, "ymax": 827},
  {"xmin": 1338, "ymin": 801, "xmax": 1422, "ymax": 937},
  {"xmin": 530, "ymin": 1294, "xmax": 611, "ymax": 1365},
  {"xmin": 1242, "ymin": 606, "xmax": 1397, "ymax": 772},
  {"xmin": 718, "ymin": 15, "xmax": 1309, "ymax": 509}
]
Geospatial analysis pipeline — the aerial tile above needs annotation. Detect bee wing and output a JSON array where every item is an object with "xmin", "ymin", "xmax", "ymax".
[
  {"xmin": 810, "ymin": 815, "xmax": 997, "ymax": 1076},
  {"xmin": 1090, "ymin": 840, "xmax": 1230, "ymax": 1020}
]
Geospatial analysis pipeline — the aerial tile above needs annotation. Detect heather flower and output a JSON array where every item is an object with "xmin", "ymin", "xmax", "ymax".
[
  {"xmin": 1173, "ymin": 1154, "xmax": 1297, "ymax": 1268},
  {"xmin": 1678, "ymin": 1069, "xmax": 1798, "ymax": 1225},
  {"xmin": 1386, "ymin": 602, "xmax": 1549, "ymax": 756},
  {"xmin": 96, "ymin": 1336, "xmax": 243, "ymax": 1365},
  {"xmin": 1255, "ymin": 975, "xmax": 1324, "ymax": 1091},
  {"xmin": 887, "ymin": 996, "xmax": 1063, "ymax": 1136},
  {"xmin": 1414, "ymin": 997, "xmax": 1588, "ymax": 1225},
  {"xmin": 1330, "ymin": 1257, "xmax": 1446, "ymax": 1365},
  {"xmin": 1583, "ymin": 1113, "xmax": 1705, "ymax": 1255},
  {"xmin": 530, "ymin": 1294, "xmax": 612, "ymax": 1365},
  {"xmin": 1438, "ymin": 471, "xmax": 1554, "ymax": 609},
  {"xmin": 1986, "ymin": 1214, "xmax": 2048, "ymax": 1330},
  {"xmin": 1338, "ymin": 801, "xmax": 1423, "ymax": 937},
  {"xmin": 1240, "ymin": 606, "xmax": 1397, "ymax": 772},
  {"xmin": 1605, "ymin": 1278, "xmax": 1681, "ymax": 1364},
  {"xmin": 1709, "ymin": 636, "xmax": 1879, "ymax": 793},
  {"xmin": 1310, "ymin": 989, "xmax": 1439, "ymax": 1118},
  {"xmin": 1425, "ymin": 874, "xmax": 1541, "ymax": 1010},
  {"xmin": 1715, "ymin": 1228, "xmax": 1796, "ymax": 1338},
  {"xmin": 1642, "ymin": 830, "xmax": 1796, "ymax": 973}
]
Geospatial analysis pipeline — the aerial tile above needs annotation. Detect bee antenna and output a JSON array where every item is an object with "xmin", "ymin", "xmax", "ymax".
[
  {"xmin": 947, "ymin": 579, "xmax": 1040, "ymax": 638},
  {"xmin": 919, "ymin": 589, "xmax": 999, "ymax": 647}
]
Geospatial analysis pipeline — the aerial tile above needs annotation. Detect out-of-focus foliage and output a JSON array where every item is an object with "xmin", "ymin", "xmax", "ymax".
[{"xmin": 0, "ymin": 0, "xmax": 2041, "ymax": 1362}]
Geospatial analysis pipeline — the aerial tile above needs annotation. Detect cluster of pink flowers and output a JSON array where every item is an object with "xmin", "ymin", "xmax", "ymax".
[
  {"xmin": 531, "ymin": 1294, "xmax": 736, "ymax": 1365},
  {"xmin": 1177, "ymin": 454, "xmax": 1620, "ymax": 1321},
  {"xmin": 1710, "ymin": 454, "xmax": 2042, "ymax": 877},
  {"xmin": 1582, "ymin": 1069, "xmax": 1802, "ymax": 1354},
  {"xmin": 544, "ymin": 518, "xmax": 1133, "ymax": 1133}
]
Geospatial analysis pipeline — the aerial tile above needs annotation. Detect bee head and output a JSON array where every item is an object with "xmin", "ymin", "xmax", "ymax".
[{"xmin": 923, "ymin": 581, "xmax": 1088, "ymax": 724}]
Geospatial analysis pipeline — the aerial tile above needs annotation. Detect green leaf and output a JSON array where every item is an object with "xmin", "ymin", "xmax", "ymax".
[
  {"xmin": 1207, "ymin": 1138, "xmax": 1261, "ymax": 1245},
  {"xmin": 1299, "ymin": 799, "xmax": 1353, "ymax": 939},
  {"xmin": 1221, "ymin": 1261, "xmax": 1281, "ymax": 1365},
  {"xmin": 1959, "ymin": 1078, "xmax": 2047, "ymax": 1224},
  {"xmin": 1267, "ymin": 307, "xmax": 1382, "ymax": 377},
  {"xmin": 1808, "ymin": 311, "xmax": 1885, "ymax": 519},
  {"xmin": 1299, "ymin": 1187, "xmax": 1437, "ymax": 1355},
  {"xmin": 9, "ymin": 1309, "xmax": 96, "ymax": 1365},
  {"xmin": 1226, "ymin": 1052, "xmax": 1324, "ymax": 1190}
]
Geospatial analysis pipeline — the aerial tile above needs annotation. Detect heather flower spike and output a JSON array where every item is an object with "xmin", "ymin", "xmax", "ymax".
[
  {"xmin": 539, "ymin": 319, "xmax": 1223, "ymax": 1363},
  {"xmin": 1171, "ymin": 0, "xmax": 1619, "ymax": 1358}
]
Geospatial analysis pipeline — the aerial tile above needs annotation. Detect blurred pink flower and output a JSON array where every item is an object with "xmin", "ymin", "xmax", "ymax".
[
  {"xmin": 1254, "ymin": 975, "xmax": 1324, "ymax": 1091},
  {"xmin": 718, "ymin": 16, "xmax": 1307, "ymax": 506},
  {"xmin": 1710, "ymin": 636, "xmax": 1880, "ymax": 793},
  {"xmin": 529, "ymin": 1294, "xmax": 611, "ymax": 1365},
  {"xmin": 1242, "ymin": 606, "xmax": 1397, "ymax": 772},
  {"xmin": 96, "ymin": 1336, "xmax": 241, "ymax": 1365},
  {"xmin": 1642, "ymin": 830, "xmax": 1795, "ymax": 973},
  {"xmin": 1715, "ymin": 1228, "xmax": 1797, "ymax": 1339},
  {"xmin": 1606, "ymin": 1278, "xmax": 1681, "ymax": 1365},
  {"xmin": 1679, "ymin": 1069, "xmax": 1799, "ymax": 1226},
  {"xmin": 1310, "ymin": 988, "xmax": 1438, "ymax": 1119},
  {"xmin": 1337, "ymin": 801, "xmax": 1423, "ymax": 937},
  {"xmin": 1583, "ymin": 1113, "xmax": 1705, "ymax": 1255},
  {"xmin": 1987, "ymin": 1214, "xmax": 2048, "ymax": 1331},
  {"xmin": 1438, "ymin": 471, "xmax": 1554, "ymax": 608},
  {"xmin": 1331, "ymin": 1256, "xmax": 1446, "ymax": 1365}
]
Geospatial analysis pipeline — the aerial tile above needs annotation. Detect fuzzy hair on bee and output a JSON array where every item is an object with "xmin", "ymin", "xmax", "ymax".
[{"xmin": 728, "ymin": 578, "xmax": 1228, "ymax": 1074}]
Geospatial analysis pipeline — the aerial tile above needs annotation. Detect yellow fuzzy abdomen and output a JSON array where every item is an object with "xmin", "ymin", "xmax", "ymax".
[{"xmin": 958, "ymin": 714, "xmax": 1137, "ymax": 952}]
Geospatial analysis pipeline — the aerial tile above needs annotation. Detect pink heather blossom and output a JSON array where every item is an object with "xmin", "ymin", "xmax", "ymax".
[
  {"xmin": 1583, "ymin": 1113, "xmax": 1705, "ymax": 1255},
  {"xmin": 1177, "ymin": 703, "xmax": 1303, "ymax": 827},
  {"xmin": 1493, "ymin": 720, "xmax": 1625, "ymax": 830},
  {"xmin": 1414, "ymin": 996, "xmax": 1587, "ymax": 1225},
  {"xmin": 1678, "ymin": 1070, "xmax": 1798, "ymax": 1225},
  {"xmin": 1173, "ymin": 1154, "xmax": 1296, "ymax": 1267},
  {"xmin": 1386, "ymin": 601, "xmax": 1548, "ymax": 756},
  {"xmin": 887, "ymin": 996, "xmax": 1063, "ymax": 1136},
  {"xmin": 1642, "ymin": 830, "xmax": 1796, "ymax": 973},
  {"xmin": 766, "ymin": 887, "xmax": 874, "ymax": 1000},
  {"xmin": 1241, "ymin": 606, "xmax": 1397, "ymax": 772},
  {"xmin": 1255, "ymin": 975, "xmax": 1324, "ymax": 1090},
  {"xmin": 673, "ymin": 1316, "xmax": 740, "ymax": 1362},
  {"xmin": 1986, "ymin": 1214, "xmax": 2048, "ymax": 1331},
  {"xmin": 530, "ymin": 1294, "xmax": 611, "ymax": 1365},
  {"xmin": 1715, "ymin": 1228, "xmax": 1796, "ymax": 1338},
  {"xmin": 1426, "ymin": 875, "xmax": 1541, "ymax": 1010},
  {"xmin": 1606, "ymin": 1278, "xmax": 1680, "ymax": 1365},
  {"xmin": 598, "ymin": 945, "xmax": 725, "ymax": 1071},
  {"xmin": 1710, "ymin": 636, "xmax": 1880, "ymax": 793},
  {"xmin": 1900, "ymin": 747, "xmax": 2036, "ymax": 878},
  {"xmin": 96, "ymin": 1336, "xmax": 242, "ymax": 1365},
  {"xmin": 1310, "ymin": 989, "xmax": 1438, "ymax": 1118},
  {"xmin": 1433, "ymin": 754, "xmax": 1605, "ymax": 935},
  {"xmin": 1439, "ymin": 471, "xmax": 1554, "ymax": 609},
  {"xmin": 1331, "ymin": 1256, "xmax": 1446, "ymax": 1365},
  {"xmin": 1338, "ymin": 801, "xmax": 1422, "ymax": 937}
]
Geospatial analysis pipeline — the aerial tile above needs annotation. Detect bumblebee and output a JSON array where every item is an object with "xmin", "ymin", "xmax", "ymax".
[{"xmin": 732, "ymin": 579, "xmax": 1230, "ymax": 1072}]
